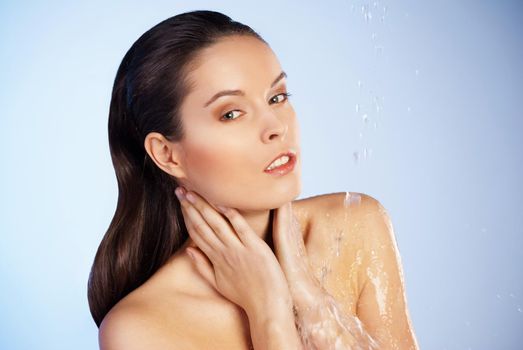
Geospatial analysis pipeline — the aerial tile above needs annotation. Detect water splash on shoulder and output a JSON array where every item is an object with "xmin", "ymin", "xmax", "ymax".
[{"xmin": 344, "ymin": 192, "xmax": 362, "ymax": 207}]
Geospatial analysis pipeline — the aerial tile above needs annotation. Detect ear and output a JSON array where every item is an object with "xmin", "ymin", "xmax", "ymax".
[{"xmin": 144, "ymin": 132, "xmax": 188, "ymax": 179}]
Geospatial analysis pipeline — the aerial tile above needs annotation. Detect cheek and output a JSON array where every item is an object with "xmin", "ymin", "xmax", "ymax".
[
  {"xmin": 187, "ymin": 145, "xmax": 237, "ymax": 180},
  {"xmin": 183, "ymin": 140, "xmax": 255, "ymax": 202}
]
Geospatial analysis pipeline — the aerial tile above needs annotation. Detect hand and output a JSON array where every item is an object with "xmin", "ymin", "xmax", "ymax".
[
  {"xmin": 272, "ymin": 202, "xmax": 324, "ymax": 307},
  {"xmin": 272, "ymin": 203, "xmax": 383, "ymax": 349},
  {"xmin": 175, "ymin": 186, "xmax": 294, "ymax": 317}
]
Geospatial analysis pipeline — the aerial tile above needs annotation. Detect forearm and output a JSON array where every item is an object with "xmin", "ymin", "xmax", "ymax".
[
  {"xmin": 247, "ymin": 300, "xmax": 303, "ymax": 350},
  {"xmin": 293, "ymin": 289, "xmax": 380, "ymax": 350}
]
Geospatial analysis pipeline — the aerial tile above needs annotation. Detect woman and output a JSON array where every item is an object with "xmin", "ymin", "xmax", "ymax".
[{"xmin": 88, "ymin": 10, "xmax": 419, "ymax": 349}]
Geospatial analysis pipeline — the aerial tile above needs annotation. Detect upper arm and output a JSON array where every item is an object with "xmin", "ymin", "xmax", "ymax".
[
  {"xmin": 98, "ymin": 305, "xmax": 193, "ymax": 350},
  {"xmin": 346, "ymin": 193, "xmax": 419, "ymax": 349}
]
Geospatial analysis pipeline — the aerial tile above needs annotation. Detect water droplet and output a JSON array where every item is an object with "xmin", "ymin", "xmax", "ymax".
[
  {"xmin": 496, "ymin": 294, "xmax": 502, "ymax": 299},
  {"xmin": 362, "ymin": 4, "xmax": 372, "ymax": 23},
  {"xmin": 371, "ymin": 33, "xmax": 377, "ymax": 41},
  {"xmin": 353, "ymin": 151, "xmax": 360, "ymax": 164},
  {"xmin": 480, "ymin": 227, "xmax": 487, "ymax": 233},
  {"xmin": 374, "ymin": 45, "xmax": 384, "ymax": 56},
  {"xmin": 407, "ymin": 106, "xmax": 411, "ymax": 113},
  {"xmin": 415, "ymin": 69, "xmax": 420, "ymax": 76},
  {"xmin": 357, "ymin": 80, "xmax": 362, "ymax": 89},
  {"xmin": 373, "ymin": 121, "xmax": 378, "ymax": 129},
  {"xmin": 359, "ymin": 132, "xmax": 363, "ymax": 139},
  {"xmin": 362, "ymin": 113, "xmax": 369, "ymax": 123},
  {"xmin": 320, "ymin": 265, "xmax": 331, "ymax": 285},
  {"xmin": 518, "ymin": 307, "xmax": 522, "ymax": 313},
  {"xmin": 356, "ymin": 103, "xmax": 360, "ymax": 113},
  {"xmin": 335, "ymin": 230, "xmax": 344, "ymax": 257},
  {"xmin": 374, "ymin": 96, "xmax": 381, "ymax": 113}
]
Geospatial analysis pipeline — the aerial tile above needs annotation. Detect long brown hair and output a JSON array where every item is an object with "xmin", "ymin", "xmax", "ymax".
[{"xmin": 87, "ymin": 10, "xmax": 267, "ymax": 328}]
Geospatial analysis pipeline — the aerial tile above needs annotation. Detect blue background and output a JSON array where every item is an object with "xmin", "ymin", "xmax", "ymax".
[{"xmin": 1, "ymin": 0, "xmax": 521, "ymax": 349}]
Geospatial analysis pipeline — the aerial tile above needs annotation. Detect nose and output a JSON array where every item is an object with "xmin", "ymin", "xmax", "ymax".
[{"xmin": 261, "ymin": 112, "xmax": 288, "ymax": 143}]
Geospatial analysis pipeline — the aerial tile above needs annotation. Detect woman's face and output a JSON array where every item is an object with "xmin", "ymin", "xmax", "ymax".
[{"xmin": 174, "ymin": 35, "xmax": 301, "ymax": 211}]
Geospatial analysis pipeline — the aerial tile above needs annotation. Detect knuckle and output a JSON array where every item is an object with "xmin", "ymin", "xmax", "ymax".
[
  {"xmin": 226, "ymin": 209, "xmax": 236, "ymax": 218},
  {"xmin": 194, "ymin": 222, "xmax": 208, "ymax": 233},
  {"xmin": 200, "ymin": 206, "xmax": 212, "ymax": 218}
]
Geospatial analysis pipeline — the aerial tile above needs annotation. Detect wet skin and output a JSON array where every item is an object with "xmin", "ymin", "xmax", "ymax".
[
  {"xmin": 98, "ymin": 35, "xmax": 418, "ymax": 349},
  {"xmin": 99, "ymin": 192, "xmax": 418, "ymax": 349}
]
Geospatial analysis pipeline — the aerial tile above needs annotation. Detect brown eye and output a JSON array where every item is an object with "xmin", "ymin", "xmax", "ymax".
[
  {"xmin": 220, "ymin": 110, "xmax": 242, "ymax": 121},
  {"xmin": 219, "ymin": 92, "xmax": 292, "ymax": 122},
  {"xmin": 269, "ymin": 92, "xmax": 292, "ymax": 104}
]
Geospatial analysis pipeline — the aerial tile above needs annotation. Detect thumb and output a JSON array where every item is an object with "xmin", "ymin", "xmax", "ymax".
[
  {"xmin": 273, "ymin": 202, "xmax": 299, "ymax": 255},
  {"xmin": 186, "ymin": 247, "xmax": 218, "ymax": 290},
  {"xmin": 273, "ymin": 203, "xmax": 309, "ymax": 274}
]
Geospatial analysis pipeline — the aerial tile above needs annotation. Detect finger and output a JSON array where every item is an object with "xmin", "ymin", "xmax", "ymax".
[
  {"xmin": 184, "ymin": 190, "xmax": 244, "ymax": 248},
  {"xmin": 180, "ymin": 205, "xmax": 216, "ymax": 259},
  {"xmin": 283, "ymin": 203, "xmax": 304, "ymax": 246},
  {"xmin": 180, "ymin": 204, "xmax": 213, "ymax": 246},
  {"xmin": 291, "ymin": 211, "xmax": 308, "ymax": 256},
  {"xmin": 216, "ymin": 206, "xmax": 260, "ymax": 246},
  {"xmin": 273, "ymin": 202, "xmax": 293, "ymax": 244},
  {"xmin": 179, "ymin": 197, "xmax": 224, "ymax": 261},
  {"xmin": 186, "ymin": 247, "xmax": 218, "ymax": 290}
]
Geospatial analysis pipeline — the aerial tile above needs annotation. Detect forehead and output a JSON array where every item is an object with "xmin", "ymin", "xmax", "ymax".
[{"xmin": 186, "ymin": 36, "xmax": 283, "ymax": 93}]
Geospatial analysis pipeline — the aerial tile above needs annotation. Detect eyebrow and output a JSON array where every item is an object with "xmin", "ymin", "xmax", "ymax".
[{"xmin": 203, "ymin": 71, "xmax": 287, "ymax": 108}]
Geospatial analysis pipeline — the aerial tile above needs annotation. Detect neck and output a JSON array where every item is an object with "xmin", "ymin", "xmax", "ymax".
[
  {"xmin": 240, "ymin": 208, "xmax": 275, "ymax": 249},
  {"xmin": 183, "ymin": 208, "xmax": 275, "ymax": 251},
  {"xmin": 159, "ymin": 208, "xmax": 277, "ymax": 300}
]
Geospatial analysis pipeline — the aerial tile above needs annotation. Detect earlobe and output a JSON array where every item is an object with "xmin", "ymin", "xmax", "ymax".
[{"xmin": 143, "ymin": 132, "xmax": 187, "ymax": 178}]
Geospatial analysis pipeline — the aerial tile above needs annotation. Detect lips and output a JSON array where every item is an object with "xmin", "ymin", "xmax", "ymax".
[{"xmin": 264, "ymin": 149, "xmax": 297, "ymax": 171}]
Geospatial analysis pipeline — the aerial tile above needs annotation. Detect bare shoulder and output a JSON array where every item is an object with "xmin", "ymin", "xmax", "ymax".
[
  {"xmin": 97, "ymin": 271, "xmax": 251, "ymax": 350},
  {"xmin": 293, "ymin": 191, "xmax": 395, "ymax": 297},
  {"xmin": 308, "ymin": 193, "xmax": 418, "ymax": 348},
  {"xmin": 98, "ymin": 294, "xmax": 196, "ymax": 350},
  {"xmin": 302, "ymin": 190, "xmax": 396, "ymax": 255},
  {"xmin": 293, "ymin": 191, "xmax": 386, "ymax": 231}
]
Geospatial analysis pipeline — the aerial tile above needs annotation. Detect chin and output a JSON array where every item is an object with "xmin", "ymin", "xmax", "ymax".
[{"xmin": 270, "ymin": 180, "xmax": 302, "ymax": 208}]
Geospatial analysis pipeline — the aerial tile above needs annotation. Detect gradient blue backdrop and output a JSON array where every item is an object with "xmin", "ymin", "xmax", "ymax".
[{"xmin": 1, "ymin": 0, "xmax": 521, "ymax": 349}]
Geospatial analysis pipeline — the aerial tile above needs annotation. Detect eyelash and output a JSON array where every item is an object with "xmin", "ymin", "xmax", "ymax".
[{"xmin": 219, "ymin": 92, "xmax": 292, "ymax": 122}]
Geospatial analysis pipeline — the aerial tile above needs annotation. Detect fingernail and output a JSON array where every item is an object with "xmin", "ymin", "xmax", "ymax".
[{"xmin": 175, "ymin": 187, "xmax": 185, "ymax": 200}]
